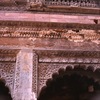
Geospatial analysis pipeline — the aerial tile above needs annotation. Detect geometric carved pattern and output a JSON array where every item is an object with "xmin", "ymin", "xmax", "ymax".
[
  {"xmin": 38, "ymin": 63, "xmax": 100, "ymax": 93},
  {"xmin": 32, "ymin": 52, "xmax": 38, "ymax": 97},
  {"xmin": 13, "ymin": 52, "xmax": 21, "ymax": 100},
  {"xmin": 0, "ymin": 21, "xmax": 100, "ymax": 34},
  {"xmin": 45, "ymin": 0, "xmax": 99, "ymax": 8},
  {"xmin": 0, "ymin": 28, "xmax": 100, "ymax": 42},
  {"xmin": 0, "ymin": 0, "xmax": 99, "ymax": 15},
  {"xmin": 38, "ymin": 50, "xmax": 100, "ymax": 63},
  {"xmin": 0, "ymin": 49, "xmax": 18, "ymax": 99},
  {"xmin": 38, "ymin": 50, "xmax": 100, "ymax": 58},
  {"xmin": 28, "ymin": 0, "xmax": 100, "ymax": 14},
  {"xmin": 38, "ymin": 63, "xmax": 70, "ymax": 93},
  {"xmin": 36, "ymin": 50, "xmax": 100, "ymax": 94},
  {"xmin": 0, "ymin": 63, "xmax": 15, "ymax": 96}
]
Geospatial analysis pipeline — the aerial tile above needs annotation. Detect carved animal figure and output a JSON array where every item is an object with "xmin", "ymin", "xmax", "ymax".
[{"xmin": 27, "ymin": 2, "xmax": 47, "ymax": 9}]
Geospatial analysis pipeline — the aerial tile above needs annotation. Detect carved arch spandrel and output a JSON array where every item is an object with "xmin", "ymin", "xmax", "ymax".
[
  {"xmin": 38, "ymin": 63, "xmax": 100, "ymax": 94},
  {"xmin": 0, "ymin": 49, "xmax": 19, "ymax": 99},
  {"xmin": 0, "ymin": 63, "xmax": 15, "ymax": 98}
]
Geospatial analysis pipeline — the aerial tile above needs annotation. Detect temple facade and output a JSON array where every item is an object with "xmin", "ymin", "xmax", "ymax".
[{"xmin": 0, "ymin": 0, "xmax": 100, "ymax": 100}]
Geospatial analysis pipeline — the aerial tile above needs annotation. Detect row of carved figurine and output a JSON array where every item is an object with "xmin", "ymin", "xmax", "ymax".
[
  {"xmin": 28, "ymin": 0, "xmax": 99, "ymax": 9},
  {"xmin": 45, "ymin": 0, "xmax": 98, "ymax": 7}
]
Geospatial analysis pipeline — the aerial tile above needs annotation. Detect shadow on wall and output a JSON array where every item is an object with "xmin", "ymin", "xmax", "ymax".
[{"xmin": 0, "ymin": 80, "xmax": 12, "ymax": 100}]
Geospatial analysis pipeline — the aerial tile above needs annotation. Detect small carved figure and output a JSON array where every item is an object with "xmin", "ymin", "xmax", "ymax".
[{"xmin": 27, "ymin": 2, "xmax": 47, "ymax": 10}]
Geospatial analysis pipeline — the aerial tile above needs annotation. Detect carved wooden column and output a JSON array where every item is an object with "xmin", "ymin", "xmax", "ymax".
[{"xmin": 13, "ymin": 49, "xmax": 35, "ymax": 100}]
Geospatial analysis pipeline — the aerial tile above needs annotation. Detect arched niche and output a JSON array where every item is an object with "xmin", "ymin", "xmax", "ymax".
[
  {"xmin": 0, "ymin": 79, "xmax": 12, "ymax": 100},
  {"xmin": 38, "ymin": 65, "xmax": 100, "ymax": 100}
]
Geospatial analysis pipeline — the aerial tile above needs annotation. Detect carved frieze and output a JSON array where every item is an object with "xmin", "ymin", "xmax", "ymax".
[
  {"xmin": 0, "ymin": 49, "xmax": 19, "ymax": 62},
  {"xmin": 0, "ymin": 21, "xmax": 100, "ymax": 30},
  {"xmin": 0, "ymin": 0, "xmax": 99, "ymax": 14},
  {"xmin": 0, "ymin": 24, "xmax": 100, "ymax": 43},
  {"xmin": 36, "ymin": 50, "xmax": 100, "ymax": 63},
  {"xmin": 27, "ymin": 0, "xmax": 100, "ymax": 14},
  {"xmin": 27, "ymin": 1, "xmax": 47, "ymax": 10},
  {"xmin": 44, "ymin": 0, "xmax": 99, "ymax": 8}
]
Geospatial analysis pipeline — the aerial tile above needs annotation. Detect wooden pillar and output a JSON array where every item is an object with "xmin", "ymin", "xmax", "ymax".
[{"xmin": 13, "ymin": 49, "xmax": 36, "ymax": 100}]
